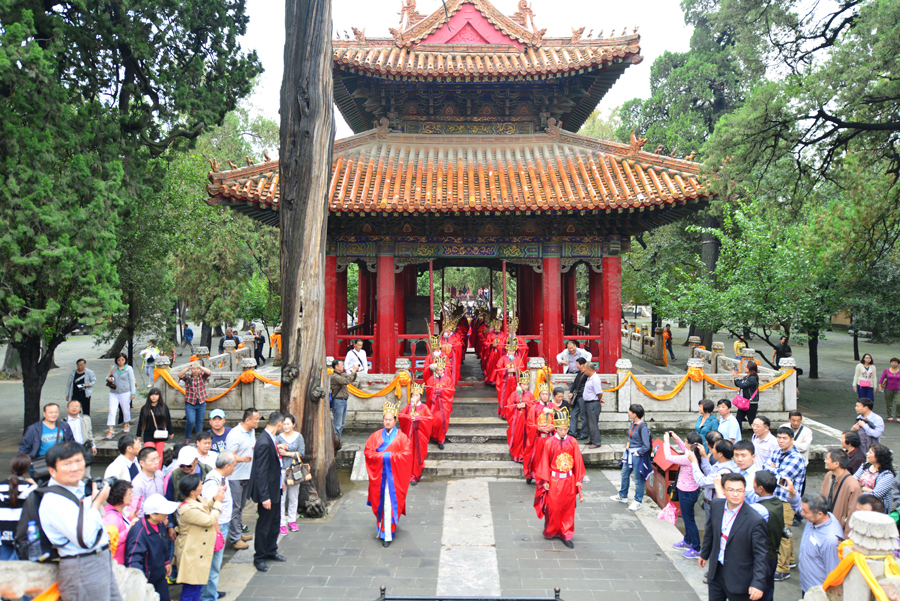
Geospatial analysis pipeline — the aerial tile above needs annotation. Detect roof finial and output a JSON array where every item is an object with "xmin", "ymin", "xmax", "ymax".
[
  {"xmin": 208, "ymin": 158, "xmax": 219, "ymax": 171},
  {"xmin": 227, "ymin": 159, "xmax": 238, "ymax": 170},
  {"xmin": 629, "ymin": 131, "xmax": 648, "ymax": 154},
  {"xmin": 263, "ymin": 151, "xmax": 272, "ymax": 162},
  {"xmin": 571, "ymin": 27, "xmax": 584, "ymax": 42},
  {"xmin": 685, "ymin": 151, "xmax": 697, "ymax": 162},
  {"xmin": 352, "ymin": 27, "xmax": 366, "ymax": 44},
  {"xmin": 586, "ymin": 29, "xmax": 593, "ymax": 39},
  {"xmin": 633, "ymin": 24, "xmax": 639, "ymax": 34},
  {"xmin": 668, "ymin": 146, "xmax": 679, "ymax": 158},
  {"xmin": 245, "ymin": 155, "xmax": 254, "ymax": 166}
]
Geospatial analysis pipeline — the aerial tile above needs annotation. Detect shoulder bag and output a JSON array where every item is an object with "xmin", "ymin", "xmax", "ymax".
[
  {"xmin": 150, "ymin": 408, "xmax": 168, "ymax": 440},
  {"xmin": 732, "ymin": 387, "xmax": 757, "ymax": 412},
  {"xmin": 105, "ymin": 366, "xmax": 116, "ymax": 389},
  {"xmin": 285, "ymin": 458, "xmax": 311, "ymax": 486}
]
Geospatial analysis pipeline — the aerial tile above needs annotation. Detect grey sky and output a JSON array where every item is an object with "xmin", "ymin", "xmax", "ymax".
[{"xmin": 239, "ymin": 0, "xmax": 693, "ymax": 140}]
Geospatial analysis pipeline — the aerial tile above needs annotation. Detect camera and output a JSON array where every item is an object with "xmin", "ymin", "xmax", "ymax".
[{"xmin": 88, "ymin": 476, "xmax": 119, "ymax": 490}]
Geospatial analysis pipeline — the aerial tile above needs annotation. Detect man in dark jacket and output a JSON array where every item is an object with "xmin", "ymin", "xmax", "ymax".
[
  {"xmin": 249, "ymin": 412, "xmax": 286, "ymax": 573},
  {"xmin": 218, "ymin": 327, "xmax": 242, "ymax": 354},
  {"xmin": 751, "ymin": 471, "xmax": 785, "ymax": 601},
  {"xmin": 125, "ymin": 494, "xmax": 179, "ymax": 601},
  {"xmin": 330, "ymin": 359, "xmax": 359, "ymax": 437},
  {"xmin": 567, "ymin": 357, "xmax": 588, "ymax": 439},
  {"xmin": 700, "ymin": 472, "xmax": 769, "ymax": 601},
  {"xmin": 19, "ymin": 403, "xmax": 74, "ymax": 459}
]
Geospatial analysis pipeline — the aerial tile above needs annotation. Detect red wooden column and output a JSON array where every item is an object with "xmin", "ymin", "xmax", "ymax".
[
  {"xmin": 376, "ymin": 253, "xmax": 396, "ymax": 374},
  {"xmin": 601, "ymin": 255, "xmax": 622, "ymax": 373},
  {"xmin": 588, "ymin": 265, "xmax": 603, "ymax": 361},
  {"xmin": 542, "ymin": 250, "xmax": 563, "ymax": 373},
  {"xmin": 394, "ymin": 265, "xmax": 406, "ymax": 338},
  {"xmin": 564, "ymin": 269, "xmax": 577, "ymax": 335},
  {"xmin": 335, "ymin": 264, "xmax": 348, "ymax": 355},
  {"xmin": 518, "ymin": 266, "xmax": 531, "ymax": 335},
  {"xmin": 325, "ymin": 256, "xmax": 338, "ymax": 358},
  {"xmin": 531, "ymin": 266, "xmax": 543, "ymax": 356}
]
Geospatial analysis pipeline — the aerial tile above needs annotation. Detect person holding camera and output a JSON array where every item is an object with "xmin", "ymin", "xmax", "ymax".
[
  {"xmin": 664, "ymin": 431, "xmax": 704, "ymax": 559},
  {"xmin": 103, "ymin": 479, "xmax": 134, "ymax": 565},
  {"xmin": 851, "ymin": 398, "xmax": 884, "ymax": 455},
  {"xmin": 178, "ymin": 361, "xmax": 212, "ymax": 444},
  {"xmin": 39, "ymin": 441, "xmax": 121, "ymax": 601},
  {"xmin": 765, "ymin": 426, "xmax": 806, "ymax": 582}
]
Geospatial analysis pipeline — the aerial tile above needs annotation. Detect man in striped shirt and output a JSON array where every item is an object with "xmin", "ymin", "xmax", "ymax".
[{"xmin": 765, "ymin": 426, "xmax": 806, "ymax": 581}]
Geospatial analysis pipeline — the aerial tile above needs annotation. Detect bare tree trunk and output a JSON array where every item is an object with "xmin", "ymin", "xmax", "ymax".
[
  {"xmin": 201, "ymin": 321, "xmax": 213, "ymax": 350},
  {"xmin": 808, "ymin": 329, "xmax": 819, "ymax": 379},
  {"xmin": 280, "ymin": 0, "xmax": 339, "ymax": 500},
  {"xmin": 101, "ymin": 328, "xmax": 129, "ymax": 359},
  {"xmin": 17, "ymin": 335, "xmax": 59, "ymax": 433},
  {"xmin": 698, "ymin": 211, "xmax": 720, "ymax": 349}
]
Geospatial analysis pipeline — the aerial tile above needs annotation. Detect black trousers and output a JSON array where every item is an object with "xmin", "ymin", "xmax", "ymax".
[
  {"xmin": 736, "ymin": 403, "xmax": 758, "ymax": 435},
  {"xmin": 584, "ymin": 400, "xmax": 602, "ymax": 446},
  {"xmin": 761, "ymin": 558, "xmax": 777, "ymax": 601},
  {"xmin": 253, "ymin": 499, "xmax": 281, "ymax": 562},
  {"xmin": 568, "ymin": 395, "xmax": 586, "ymax": 438},
  {"xmin": 709, "ymin": 561, "xmax": 751, "ymax": 601},
  {"xmin": 149, "ymin": 576, "xmax": 171, "ymax": 601}
]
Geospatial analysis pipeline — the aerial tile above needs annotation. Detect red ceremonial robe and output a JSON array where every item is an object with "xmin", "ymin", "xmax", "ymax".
[
  {"xmin": 504, "ymin": 388, "xmax": 535, "ymax": 462},
  {"xmin": 398, "ymin": 403, "xmax": 433, "ymax": 483},
  {"xmin": 523, "ymin": 402, "xmax": 555, "ymax": 479},
  {"xmin": 493, "ymin": 354, "xmax": 525, "ymax": 415},
  {"xmin": 426, "ymin": 373, "xmax": 455, "ymax": 444},
  {"xmin": 364, "ymin": 427, "xmax": 413, "ymax": 539},
  {"xmin": 534, "ymin": 434, "xmax": 586, "ymax": 541}
]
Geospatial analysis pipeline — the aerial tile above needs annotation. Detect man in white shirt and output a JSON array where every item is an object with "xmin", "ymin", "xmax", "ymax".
[
  {"xmin": 201, "ymin": 452, "xmax": 236, "ymax": 601},
  {"xmin": 103, "ymin": 434, "xmax": 140, "ymax": 481},
  {"xmin": 581, "ymin": 362, "xmax": 605, "ymax": 448},
  {"xmin": 716, "ymin": 399, "xmax": 741, "ymax": 443},
  {"xmin": 556, "ymin": 341, "xmax": 592, "ymax": 374},
  {"xmin": 781, "ymin": 410, "xmax": 813, "ymax": 465},
  {"xmin": 751, "ymin": 415, "xmax": 779, "ymax": 468},
  {"xmin": 195, "ymin": 431, "xmax": 218, "ymax": 469},
  {"xmin": 225, "ymin": 408, "xmax": 259, "ymax": 549},
  {"xmin": 65, "ymin": 400, "xmax": 96, "ymax": 477},
  {"xmin": 344, "ymin": 339, "xmax": 369, "ymax": 374}
]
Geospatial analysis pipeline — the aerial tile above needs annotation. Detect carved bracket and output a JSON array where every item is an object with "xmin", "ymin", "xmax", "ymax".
[
  {"xmin": 560, "ymin": 258, "xmax": 579, "ymax": 273},
  {"xmin": 505, "ymin": 258, "xmax": 542, "ymax": 273},
  {"xmin": 336, "ymin": 257, "xmax": 355, "ymax": 273},
  {"xmin": 586, "ymin": 258, "xmax": 603, "ymax": 274},
  {"xmin": 365, "ymin": 259, "xmax": 377, "ymax": 273}
]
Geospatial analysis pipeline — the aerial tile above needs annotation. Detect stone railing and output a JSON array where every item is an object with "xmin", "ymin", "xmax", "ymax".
[
  {"xmin": 620, "ymin": 325, "xmax": 665, "ymax": 365},
  {"xmin": 0, "ymin": 561, "xmax": 159, "ymax": 601}
]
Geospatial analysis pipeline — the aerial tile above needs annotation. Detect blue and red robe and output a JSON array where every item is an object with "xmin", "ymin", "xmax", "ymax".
[{"xmin": 364, "ymin": 427, "xmax": 413, "ymax": 540}]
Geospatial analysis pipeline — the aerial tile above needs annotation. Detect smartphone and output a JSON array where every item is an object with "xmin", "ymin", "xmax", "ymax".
[{"xmin": 779, "ymin": 478, "xmax": 790, "ymax": 488}]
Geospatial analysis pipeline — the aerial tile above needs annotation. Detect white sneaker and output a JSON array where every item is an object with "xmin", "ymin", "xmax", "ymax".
[
  {"xmin": 627, "ymin": 501, "xmax": 642, "ymax": 511},
  {"xmin": 610, "ymin": 495, "xmax": 628, "ymax": 504}
]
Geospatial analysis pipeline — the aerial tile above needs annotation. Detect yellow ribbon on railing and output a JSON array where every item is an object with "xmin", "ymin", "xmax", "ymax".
[
  {"xmin": 33, "ymin": 583, "xmax": 60, "ymax": 601},
  {"xmin": 600, "ymin": 368, "xmax": 797, "ymax": 401},
  {"xmin": 347, "ymin": 371, "xmax": 412, "ymax": 400},
  {"xmin": 154, "ymin": 368, "xmax": 186, "ymax": 394},
  {"xmin": 823, "ymin": 547, "xmax": 900, "ymax": 601},
  {"xmin": 153, "ymin": 368, "xmax": 283, "ymax": 403}
]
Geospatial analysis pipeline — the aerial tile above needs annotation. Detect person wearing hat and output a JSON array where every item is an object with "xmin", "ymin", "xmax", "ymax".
[
  {"xmin": 534, "ymin": 408, "xmax": 585, "ymax": 549},
  {"xmin": 492, "ymin": 336, "xmax": 525, "ymax": 416},
  {"xmin": 399, "ymin": 383, "xmax": 433, "ymax": 485},
  {"xmin": 124, "ymin": 493, "xmax": 180, "ymax": 601},
  {"xmin": 505, "ymin": 372, "xmax": 535, "ymax": 463},
  {"xmin": 207, "ymin": 409, "xmax": 231, "ymax": 454},
  {"xmin": 364, "ymin": 400, "xmax": 413, "ymax": 547},
  {"xmin": 524, "ymin": 384, "xmax": 555, "ymax": 484},
  {"xmin": 166, "ymin": 445, "xmax": 212, "ymax": 504},
  {"xmin": 425, "ymin": 358, "xmax": 454, "ymax": 450}
]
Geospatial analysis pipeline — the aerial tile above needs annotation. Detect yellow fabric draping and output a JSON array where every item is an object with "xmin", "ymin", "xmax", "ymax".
[
  {"xmin": 153, "ymin": 368, "xmax": 284, "ymax": 403},
  {"xmin": 822, "ymin": 547, "xmax": 900, "ymax": 601},
  {"xmin": 534, "ymin": 366, "xmax": 552, "ymax": 387},
  {"xmin": 153, "ymin": 368, "xmax": 186, "ymax": 395},
  {"xmin": 630, "ymin": 373, "xmax": 691, "ymax": 401},
  {"xmin": 603, "ymin": 371, "xmax": 633, "ymax": 392},
  {"xmin": 347, "ymin": 371, "xmax": 411, "ymax": 400},
  {"xmin": 601, "ymin": 368, "xmax": 796, "ymax": 401},
  {"xmin": 33, "ymin": 583, "xmax": 60, "ymax": 601}
]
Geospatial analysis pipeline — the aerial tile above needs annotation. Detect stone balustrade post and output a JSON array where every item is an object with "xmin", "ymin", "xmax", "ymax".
[
  {"xmin": 687, "ymin": 358, "xmax": 705, "ymax": 408},
  {"xmin": 653, "ymin": 327, "xmax": 664, "ymax": 361},
  {"xmin": 153, "ymin": 355, "xmax": 174, "ymax": 404},
  {"xmin": 615, "ymin": 358, "xmax": 632, "ymax": 412},
  {"xmin": 239, "ymin": 357, "xmax": 258, "ymax": 411},
  {"xmin": 711, "ymin": 342, "xmax": 724, "ymax": 373},
  {"xmin": 242, "ymin": 334, "xmax": 255, "ymax": 357},
  {"xmin": 779, "ymin": 357, "xmax": 798, "ymax": 411},
  {"xmin": 842, "ymin": 512, "xmax": 899, "ymax": 600},
  {"xmin": 527, "ymin": 357, "xmax": 546, "ymax": 395},
  {"xmin": 222, "ymin": 340, "xmax": 237, "ymax": 371},
  {"xmin": 688, "ymin": 335, "xmax": 701, "ymax": 358},
  {"xmin": 196, "ymin": 346, "xmax": 211, "ymax": 369},
  {"xmin": 395, "ymin": 358, "xmax": 412, "ymax": 404}
]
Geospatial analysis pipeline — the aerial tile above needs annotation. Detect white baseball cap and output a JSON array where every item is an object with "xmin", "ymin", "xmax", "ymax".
[
  {"xmin": 143, "ymin": 494, "xmax": 179, "ymax": 516},
  {"xmin": 176, "ymin": 445, "xmax": 199, "ymax": 466}
]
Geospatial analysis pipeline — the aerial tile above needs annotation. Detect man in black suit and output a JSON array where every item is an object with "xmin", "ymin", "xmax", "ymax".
[
  {"xmin": 699, "ymin": 473, "xmax": 768, "ymax": 601},
  {"xmin": 249, "ymin": 411, "xmax": 286, "ymax": 572}
]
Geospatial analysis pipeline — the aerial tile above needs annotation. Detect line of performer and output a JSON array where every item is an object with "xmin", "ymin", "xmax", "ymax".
[{"xmin": 364, "ymin": 304, "xmax": 586, "ymax": 549}]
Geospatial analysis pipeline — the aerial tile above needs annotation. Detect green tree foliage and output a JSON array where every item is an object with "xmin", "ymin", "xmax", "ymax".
[
  {"xmin": 0, "ymin": 0, "xmax": 261, "ymax": 426},
  {"xmin": 578, "ymin": 107, "xmax": 625, "ymax": 143}
]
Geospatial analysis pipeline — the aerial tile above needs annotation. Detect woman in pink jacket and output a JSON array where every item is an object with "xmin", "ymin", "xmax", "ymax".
[
  {"xmin": 103, "ymin": 479, "xmax": 135, "ymax": 564},
  {"xmin": 663, "ymin": 430, "xmax": 704, "ymax": 559}
]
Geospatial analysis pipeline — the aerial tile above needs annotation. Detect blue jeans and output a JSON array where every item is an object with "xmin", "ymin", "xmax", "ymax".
[
  {"xmin": 857, "ymin": 385, "xmax": 875, "ymax": 401},
  {"xmin": 332, "ymin": 397, "xmax": 347, "ymax": 436},
  {"xmin": 678, "ymin": 487, "xmax": 701, "ymax": 551},
  {"xmin": 201, "ymin": 523, "xmax": 228, "ymax": 601},
  {"xmin": 0, "ymin": 543, "xmax": 17, "ymax": 560},
  {"xmin": 184, "ymin": 402, "xmax": 206, "ymax": 441},
  {"xmin": 618, "ymin": 459, "xmax": 645, "ymax": 503}
]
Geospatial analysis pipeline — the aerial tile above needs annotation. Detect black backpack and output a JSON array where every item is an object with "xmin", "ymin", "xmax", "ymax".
[{"xmin": 15, "ymin": 485, "xmax": 101, "ymax": 561}]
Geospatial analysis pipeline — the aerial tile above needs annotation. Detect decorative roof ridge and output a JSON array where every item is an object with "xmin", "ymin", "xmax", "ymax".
[
  {"xmin": 556, "ymin": 130, "xmax": 702, "ymax": 173},
  {"xmin": 333, "ymin": 34, "xmax": 641, "ymax": 49},
  {"xmin": 394, "ymin": 0, "xmax": 542, "ymax": 49}
]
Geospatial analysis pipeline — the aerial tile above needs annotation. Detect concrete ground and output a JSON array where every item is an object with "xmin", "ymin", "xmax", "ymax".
[{"xmin": 0, "ymin": 324, "xmax": 896, "ymax": 600}]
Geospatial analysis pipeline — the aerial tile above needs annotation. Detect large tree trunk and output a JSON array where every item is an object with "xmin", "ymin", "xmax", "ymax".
[
  {"xmin": 697, "ymin": 211, "xmax": 720, "ymax": 349},
  {"xmin": 280, "ymin": 0, "xmax": 339, "ymax": 500},
  {"xmin": 17, "ymin": 336, "xmax": 55, "ymax": 433},
  {"xmin": 200, "ymin": 320, "xmax": 213, "ymax": 350},
  {"xmin": 101, "ymin": 328, "xmax": 129, "ymax": 359},
  {"xmin": 808, "ymin": 329, "xmax": 819, "ymax": 379}
]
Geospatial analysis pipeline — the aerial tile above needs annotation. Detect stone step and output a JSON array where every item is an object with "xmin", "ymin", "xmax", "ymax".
[
  {"xmin": 422, "ymin": 459, "xmax": 524, "ymax": 478},
  {"xmin": 428, "ymin": 443, "xmax": 512, "ymax": 462},
  {"xmin": 448, "ymin": 416, "xmax": 509, "ymax": 427},
  {"xmin": 444, "ymin": 427, "xmax": 508, "ymax": 443},
  {"xmin": 450, "ymin": 399, "xmax": 503, "ymax": 417}
]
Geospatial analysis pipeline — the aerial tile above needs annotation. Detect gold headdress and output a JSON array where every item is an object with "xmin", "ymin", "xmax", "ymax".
[
  {"xmin": 410, "ymin": 382, "xmax": 424, "ymax": 395},
  {"xmin": 509, "ymin": 316, "xmax": 519, "ymax": 333},
  {"xmin": 536, "ymin": 382, "xmax": 549, "ymax": 395},
  {"xmin": 506, "ymin": 336, "xmax": 518, "ymax": 351},
  {"xmin": 433, "ymin": 357, "xmax": 446, "ymax": 370},
  {"xmin": 518, "ymin": 372, "xmax": 531, "ymax": 384},
  {"xmin": 553, "ymin": 407, "xmax": 570, "ymax": 428},
  {"xmin": 383, "ymin": 399, "xmax": 401, "ymax": 417}
]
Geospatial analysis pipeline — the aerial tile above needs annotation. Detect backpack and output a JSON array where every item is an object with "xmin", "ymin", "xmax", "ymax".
[{"xmin": 15, "ymin": 486, "xmax": 102, "ymax": 561}]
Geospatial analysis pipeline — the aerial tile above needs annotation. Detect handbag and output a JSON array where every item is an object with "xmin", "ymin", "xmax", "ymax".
[
  {"xmin": 82, "ymin": 440, "xmax": 95, "ymax": 466},
  {"xmin": 732, "ymin": 388, "xmax": 757, "ymax": 412},
  {"xmin": 105, "ymin": 366, "xmax": 116, "ymax": 389},
  {"xmin": 150, "ymin": 409, "xmax": 168, "ymax": 440},
  {"xmin": 214, "ymin": 529, "xmax": 225, "ymax": 552},
  {"xmin": 667, "ymin": 467, "xmax": 680, "ymax": 502},
  {"xmin": 285, "ymin": 459, "xmax": 311, "ymax": 486}
]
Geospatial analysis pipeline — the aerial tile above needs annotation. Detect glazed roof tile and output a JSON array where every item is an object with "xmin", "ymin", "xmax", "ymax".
[{"xmin": 206, "ymin": 130, "xmax": 709, "ymax": 220}]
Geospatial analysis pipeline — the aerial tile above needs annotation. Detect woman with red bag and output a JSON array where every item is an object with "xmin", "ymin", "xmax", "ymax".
[{"xmin": 732, "ymin": 361, "xmax": 760, "ymax": 434}]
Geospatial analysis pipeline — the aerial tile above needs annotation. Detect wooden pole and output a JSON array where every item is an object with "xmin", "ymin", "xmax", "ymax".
[{"xmin": 279, "ymin": 0, "xmax": 339, "ymax": 499}]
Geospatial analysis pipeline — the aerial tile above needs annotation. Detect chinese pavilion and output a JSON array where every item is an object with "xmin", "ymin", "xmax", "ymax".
[{"xmin": 205, "ymin": 0, "xmax": 714, "ymax": 375}]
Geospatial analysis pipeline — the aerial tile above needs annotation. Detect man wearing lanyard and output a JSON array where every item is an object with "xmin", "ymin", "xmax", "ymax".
[
  {"xmin": 700, "ymin": 473, "xmax": 768, "ymax": 601},
  {"xmin": 344, "ymin": 339, "xmax": 369, "ymax": 374},
  {"xmin": 249, "ymin": 412, "xmax": 286, "ymax": 572},
  {"xmin": 581, "ymin": 362, "xmax": 605, "ymax": 448}
]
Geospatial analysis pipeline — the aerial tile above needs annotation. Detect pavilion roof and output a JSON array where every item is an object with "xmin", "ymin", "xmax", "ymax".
[{"xmin": 206, "ymin": 128, "xmax": 709, "ymax": 227}]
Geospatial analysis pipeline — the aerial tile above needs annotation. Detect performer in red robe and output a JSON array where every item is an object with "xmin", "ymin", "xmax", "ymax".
[
  {"xmin": 523, "ymin": 384, "xmax": 555, "ymax": 483},
  {"xmin": 504, "ymin": 373, "xmax": 535, "ymax": 462},
  {"xmin": 426, "ymin": 358, "xmax": 455, "ymax": 449},
  {"xmin": 398, "ymin": 383, "xmax": 433, "ymax": 485},
  {"xmin": 534, "ymin": 409, "xmax": 586, "ymax": 548},
  {"xmin": 484, "ymin": 321, "xmax": 504, "ymax": 383},
  {"xmin": 493, "ymin": 337, "xmax": 525, "ymax": 416},
  {"xmin": 364, "ymin": 400, "xmax": 413, "ymax": 547}
]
